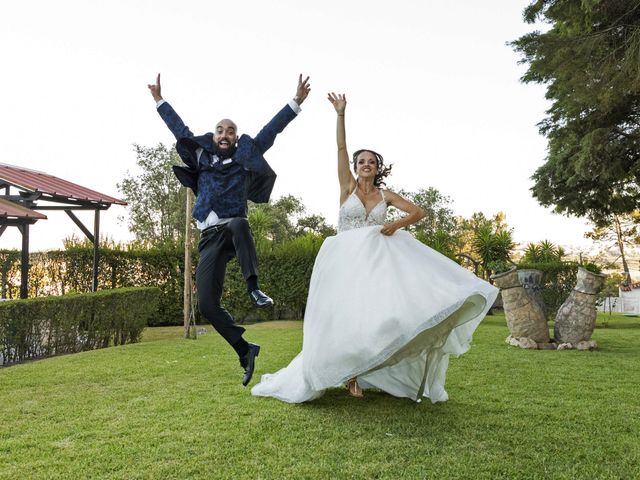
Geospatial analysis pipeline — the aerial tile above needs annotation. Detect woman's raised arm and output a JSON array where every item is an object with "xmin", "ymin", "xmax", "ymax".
[{"xmin": 328, "ymin": 93, "xmax": 355, "ymax": 203}]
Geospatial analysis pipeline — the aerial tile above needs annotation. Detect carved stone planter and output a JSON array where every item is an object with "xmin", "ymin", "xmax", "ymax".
[
  {"xmin": 554, "ymin": 267, "xmax": 606, "ymax": 344},
  {"xmin": 517, "ymin": 269, "xmax": 545, "ymax": 316},
  {"xmin": 491, "ymin": 267, "xmax": 550, "ymax": 343}
]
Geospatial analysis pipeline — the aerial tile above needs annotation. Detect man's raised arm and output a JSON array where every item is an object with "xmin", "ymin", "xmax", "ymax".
[
  {"xmin": 294, "ymin": 74, "xmax": 311, "ymax": 107},
  {"xmin": 147, "ymin": 73, "xmax": 163, "ymax": 103},
  {"xmin": 253, "ymin": 74, "xmax": 311, "ymax": 154},
  {"xmin": 148, "ymin": 73, "xmax": 194, "ymax": 140}
]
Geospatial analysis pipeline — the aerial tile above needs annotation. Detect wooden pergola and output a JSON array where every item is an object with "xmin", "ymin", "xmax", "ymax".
[
  {"xmin": 0, "ymin": 198, "xmax": 47, "ymax": 298},
  {"xmin": 0, "ymin": 163, "xmax": 126, "ymax": 298}
]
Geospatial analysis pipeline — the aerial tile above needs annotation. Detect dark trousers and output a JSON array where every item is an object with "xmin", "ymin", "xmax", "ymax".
[{"xmin": 196, "ymin": 217, "xmax": 258, "ymax": 346}]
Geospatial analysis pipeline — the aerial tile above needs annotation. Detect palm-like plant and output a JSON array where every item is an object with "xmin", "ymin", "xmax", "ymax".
[
  {"xmin": 472, "ymin": 225, "xmax": 515, "ymax": 280},
  {"xmin": 248, "ymin": 207, "xmax": 273, "ymax": 254},
  {"xmin": 522, "ymin": 240, "xmax": 564, "ymax": 264}
]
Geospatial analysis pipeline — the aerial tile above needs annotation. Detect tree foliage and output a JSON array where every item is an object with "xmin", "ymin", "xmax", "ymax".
[
  {"xmin": 511, "ymin": 1, "xmax": 640, "ymax": 222},
  {"xmin": 118, "ymin": 143, "xmax": 188, "ymax": 245},
  {"xmin": 248, "ymin": 195, "xmax": 336, "ymax": 253},
  {"xmin": 118, "ymin": 145, "xmax": 336, "ymax": 249},
  {"xmin": 601, "ymin": 272, "xmax": 626, "ymax": 297},
  {"xmin": 390, "ymin": 187, "xmax": 459, "ymax": 258},
  {"xmin": 585, "ymin": 211, "xmax": 640, "ymax": 278},
  {"xmin": 296, "ymin": 214, "xmax": 337, "ymax": 238},
  {"xmin": 456, "ymin": 212, "xmax": 516, "ymax": 279},
  {"xmin": 249, "ymin": 195, "xmax": 305, "ymax": 245}
]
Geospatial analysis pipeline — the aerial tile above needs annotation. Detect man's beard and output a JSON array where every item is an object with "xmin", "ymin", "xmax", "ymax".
[{"xmin": 214, "ymin": 143, "xmax": 237, "ymax": 160}]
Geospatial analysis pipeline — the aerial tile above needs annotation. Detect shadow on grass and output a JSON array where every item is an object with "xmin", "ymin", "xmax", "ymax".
[{"xmin": 298, "ymin": 387, "xmax": 471, "ymax": 419}]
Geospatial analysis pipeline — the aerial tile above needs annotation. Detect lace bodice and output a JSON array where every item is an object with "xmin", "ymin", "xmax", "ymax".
[{"xmin": 338, "ymin": 189, "xmax": 388, "ymax": 233}]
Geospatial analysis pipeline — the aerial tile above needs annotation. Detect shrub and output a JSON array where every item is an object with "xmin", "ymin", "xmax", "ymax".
[
  {"xmin": 219, "ymin": 233, "xmax": 325, "ymax": 323},
  {"xmin": 0, "ymin": 287, "xmax": 159, "ymax": 366},
  {"xmin": 0, "ymin": 233, "xmax": 327, "ymax": 326},
  {"xmin": 0, "ymin": 247, "xmax": 190, "ymax": 326}
]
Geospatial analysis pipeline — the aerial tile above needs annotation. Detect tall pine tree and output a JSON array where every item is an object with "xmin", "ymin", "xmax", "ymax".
[{"xmin": 512, "ymin": 1, "xmax": 640, "ymax": 223}]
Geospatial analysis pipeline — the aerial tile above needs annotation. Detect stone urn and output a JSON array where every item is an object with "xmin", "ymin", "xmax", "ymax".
[
  {"xmin": 491, "ymin": 267, "xmax": 550, "ymax": 343},
  {"xmin": 554, "ymin": 267, "xmax": 606, "ymax": 344},
  {"xmin": 517, "ymin": 269, "xmax": 545, "ymax": 316}
]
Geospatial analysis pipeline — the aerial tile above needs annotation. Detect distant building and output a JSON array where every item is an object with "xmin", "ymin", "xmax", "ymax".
[{"xmin": 619, "ymin": 281, "xmax": 640, "ymax": 314}]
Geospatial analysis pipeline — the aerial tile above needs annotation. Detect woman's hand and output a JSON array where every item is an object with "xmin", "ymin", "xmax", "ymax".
[
  {"xmin": 380, "ymin": 190, "xmax": 425, "ymax": 235},
  {"xmin": 380, "ymin": 222, "xmax": 400, "ymax": 236},
  {"xmin": 328, "ymin": 92, "xmax": 346, "ymax": 115}
]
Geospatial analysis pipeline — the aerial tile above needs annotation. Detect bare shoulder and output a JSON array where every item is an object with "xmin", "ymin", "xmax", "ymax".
[{"xmin": 381, "ymin": 188, "xmax": 401, "ymax": 205}]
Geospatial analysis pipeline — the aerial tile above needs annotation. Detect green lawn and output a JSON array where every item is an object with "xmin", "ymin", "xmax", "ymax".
[{"xmin": 1, "ymin": 313, "xmax": 639, "ymax": 479}]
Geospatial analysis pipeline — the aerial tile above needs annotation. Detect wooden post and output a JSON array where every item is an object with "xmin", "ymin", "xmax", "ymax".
[
  {"xmin": 183, "ymin": 189, "xmax": 194, "ymax": 339},
  {"xmin": 92, "ymin": 209, "xmax": 100, "ymax": 292},
  {"xmin": 19, "ymin": 224, "xmax": 29, "ymax": 299}
]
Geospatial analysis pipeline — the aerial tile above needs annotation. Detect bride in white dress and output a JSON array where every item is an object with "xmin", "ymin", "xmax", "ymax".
[{"xmin": 251, "ymin": 93, "xmax": 498, "ymax": 403}]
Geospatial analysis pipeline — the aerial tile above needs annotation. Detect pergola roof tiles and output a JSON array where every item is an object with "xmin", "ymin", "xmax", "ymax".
[
  {"xmin": 0, "ymin": 197, "xmax": 47, "ymax": 220},
  {"xmin": 0, "ymin": 162, "xmax": 127, "ymax": 298},
  {"xmin": 0, "ymin": 163, "xmax": 126, "ymax": 205}
]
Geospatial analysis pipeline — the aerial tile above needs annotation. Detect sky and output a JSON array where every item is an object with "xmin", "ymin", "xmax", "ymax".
[{"xmin": 0, "ymin": 0, "xmax": 596, "ymax": 253}]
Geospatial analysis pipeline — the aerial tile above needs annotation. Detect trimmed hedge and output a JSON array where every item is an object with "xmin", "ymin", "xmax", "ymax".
[
  {"xmin": 221, "ymin": 233, "xmax": 324, "ymax": 322},
  {"xmin": 0, "ymin": 235, "xmax": 325, "ymax": 326},
  {"xmin": 0, "ymin": 287, "xmax": 160, "ymax": 366},
  {"xmin": 1, "ymin": 247, "xmax": 189, "ymax": 326}
]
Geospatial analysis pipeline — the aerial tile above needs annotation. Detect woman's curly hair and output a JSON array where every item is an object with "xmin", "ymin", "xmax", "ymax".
[{"xmin": 352, "ymin": 149, "xmax": 393, "ymax": 188}]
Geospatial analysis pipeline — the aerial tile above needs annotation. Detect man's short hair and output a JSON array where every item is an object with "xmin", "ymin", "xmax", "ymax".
[{"xmin": 216, "ymin": 118, "xmax": 238, "ymax": 131}]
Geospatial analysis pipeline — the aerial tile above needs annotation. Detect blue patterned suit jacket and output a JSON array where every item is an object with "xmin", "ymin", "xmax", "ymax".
[{"xmin": 158, "ymin": 101, "xmax": 298, "ymax": 205}]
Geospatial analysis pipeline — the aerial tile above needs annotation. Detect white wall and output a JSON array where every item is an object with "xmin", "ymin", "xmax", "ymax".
[{"xmin": 618, "ymin": 289, "xmax": 640, "ymax": 314}]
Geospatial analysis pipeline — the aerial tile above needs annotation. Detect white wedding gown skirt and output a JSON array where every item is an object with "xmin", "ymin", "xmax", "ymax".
[{"xmin": 252, "ymin": 225, "xmax": 499, "ymax": 403}]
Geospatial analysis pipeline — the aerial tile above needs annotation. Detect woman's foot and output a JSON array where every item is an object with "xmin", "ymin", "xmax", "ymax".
[{"xmin": 347, "ymin": 378, "xmax": 363, "ymax": 398}]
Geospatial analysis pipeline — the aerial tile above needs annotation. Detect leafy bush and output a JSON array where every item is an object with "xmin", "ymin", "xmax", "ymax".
[
  {"xmin": 1, "ymin": 246, "xmax": 190, "ymax": 326},
  {"xmin": 0, "ymin": 233, "xmax": 327, "ymax": 326},
  {"xmin": 0, "ymin": 287, "xmax": 160, "ymax": 366},
  {"xmin": 219, "ymin": 233, "xmax": 324, "ymax": 322}
]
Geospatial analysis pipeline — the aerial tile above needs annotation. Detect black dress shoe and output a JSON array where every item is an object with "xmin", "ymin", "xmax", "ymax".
[
  {"xmin": 241, "ymin": 343, "xmax": 261, "ymax": 386},
  {"xmin": 249, "ymin": 289, "xmax": 274, "ymax": 308}
]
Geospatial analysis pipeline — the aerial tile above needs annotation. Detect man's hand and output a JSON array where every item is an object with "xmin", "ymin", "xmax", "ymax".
[
  {"xmin": 327, "ymin": 92, "xmax": 346, "ymax": 115},
  {"xmin": 147, "ymin": 73, "xmax": 163, "ymax": 102},
  {"xmin": 294, "ymin": 74, "xmax": 311, "ymax": 105}
]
